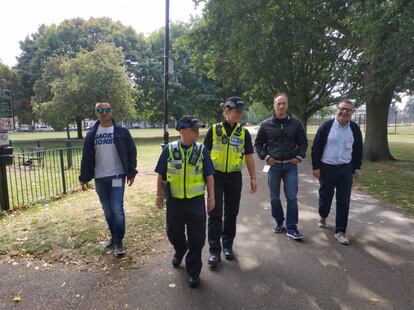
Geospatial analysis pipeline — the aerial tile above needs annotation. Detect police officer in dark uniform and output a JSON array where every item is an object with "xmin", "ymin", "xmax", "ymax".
[
  {"xmin": 155, "ymin": 115, "xmax": 215, "ymax": 288},
  {"xmin": 204, "ymin": 97, "xmax": 257, "ymax": 268}
]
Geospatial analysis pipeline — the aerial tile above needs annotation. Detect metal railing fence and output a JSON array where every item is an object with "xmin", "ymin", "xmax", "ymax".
[{"xmin": 5, "ymin": 146, "xmax": 85, "ymax": 209}]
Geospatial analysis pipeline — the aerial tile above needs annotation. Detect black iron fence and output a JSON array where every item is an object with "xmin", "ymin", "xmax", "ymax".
[
  {"xmin": 4, "ymin": 146, "xmax": 86, "ymax": 209},
  {"xmin": 9, "ymin": 139, "xmax": 84, "ymax": 150}
]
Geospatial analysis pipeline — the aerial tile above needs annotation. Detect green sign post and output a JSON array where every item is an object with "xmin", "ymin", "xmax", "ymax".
[
  {"xmin": 0, "ymin": 90, "xmax": 13, "ymax": 119},
  {"xmin": 0, "ymin": 90, "xmax": 13, "ymax": 210}
]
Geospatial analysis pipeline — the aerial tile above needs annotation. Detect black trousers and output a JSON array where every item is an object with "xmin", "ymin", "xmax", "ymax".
[
  {"xmin": 166, "ymin": 195, "xmax": 206, "ymax": 276},
  {"xmin": 208, "ymin": 173, "xmax": 242, "ymax": 254},
  {"xmin": 318, "ymin": 162, "xmax": 353, "ymax": 233}
]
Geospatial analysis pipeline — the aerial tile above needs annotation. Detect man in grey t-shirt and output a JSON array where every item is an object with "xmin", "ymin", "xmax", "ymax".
[{"xmin": 79, "ymin": 102, "xmax": 137, "ymax": 256}]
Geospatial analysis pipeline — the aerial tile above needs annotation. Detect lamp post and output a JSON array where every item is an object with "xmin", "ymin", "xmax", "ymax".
[{"xmin": 163, "ymin": 0, "xmax": 170, "ymax": 148}]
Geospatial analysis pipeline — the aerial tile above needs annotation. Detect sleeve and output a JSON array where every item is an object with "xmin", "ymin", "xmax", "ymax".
[
  {"xmin": 311, "ymin": 125, "xmax": 325, "ymax": 170},
  {"xmin": 126, "ymin": 129, "xmax": 138, "ymax": 178},
  {"xmin": 202, "ymin": 147, "xmax": 216, "ymax": 176},
  {"xmin": 254, "ymin": 123, "xmax": 268, "ymax": 160},
  {"xmin": 352, "ymin": 123, "xmax": 363, "ymax": 172},
  {"xmin": 203, "ymin": 127, "xmax": 213, "ymax": 151},
  {"xmin": 154, "ymin": 146, "xmax": 169, "ymax": 178},
  {"xmin": 79, "ymin": 131, "xmax": 92, "ymax": 183},
  {"xmin": 243, "ymin": 129, "xmax": 254, "ymax": 155},
  {"xmin": 295, "ymin": 120, "xmax": 308, "ymax": 159}
]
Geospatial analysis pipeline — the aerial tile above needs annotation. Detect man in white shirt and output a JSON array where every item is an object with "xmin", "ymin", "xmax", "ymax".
[
  {"xmin": 311, "ymin": 100, "xmax": 363, "ymax": 245},
  {"xmin": 79, "ymin": 102, "xmax": 137, "ymax": 256}
]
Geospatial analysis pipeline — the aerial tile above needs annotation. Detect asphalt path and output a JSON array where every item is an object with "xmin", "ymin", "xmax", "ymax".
[{"xmin": 1, "ymin": 160, "xmax": 413, "ymax": 310}]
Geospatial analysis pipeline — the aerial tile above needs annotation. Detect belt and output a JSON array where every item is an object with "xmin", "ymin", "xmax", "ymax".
[
  {"xmin": 322, "ymin": 162, "xmax": 351, "ymax": 168},
  {"xmin": 274, "ymin": 159, "xmax": 295, "ymax": 164}
]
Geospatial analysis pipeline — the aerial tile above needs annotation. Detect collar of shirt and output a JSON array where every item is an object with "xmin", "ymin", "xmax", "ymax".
[
  {"xmin": 334, "ymin": 118, "xmax": 350, "ymax": 129},
  {"xmin": 223, "ymin": 120, "xmax": 238, "ymax": 133}
]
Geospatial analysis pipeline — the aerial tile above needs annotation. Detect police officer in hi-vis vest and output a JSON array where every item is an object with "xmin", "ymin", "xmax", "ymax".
[
  {"xmin": 204, "ymin": 97, "xmax": 257, "ymax": 267},
  {"xmin": 155, "ymin": 115, "xmax": 215, "ymax": 288}
]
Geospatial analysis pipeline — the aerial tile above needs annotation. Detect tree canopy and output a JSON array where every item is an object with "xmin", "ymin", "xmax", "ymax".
[
  {"xmin": 36, "ymin": 44, "xmax": 136, "ymax": 138},
  {"xmin": 296, "ymin": 0, "xmax": 414, "ymax": 160},
  {"xmin": 189, "ymin": 0, "xmax": 356, "ymax": 127}
]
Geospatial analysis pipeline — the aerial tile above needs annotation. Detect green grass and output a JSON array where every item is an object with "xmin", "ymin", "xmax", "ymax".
[
  {"xmin": 9, "ymin": 128, "xmax": 208, "ymax": 141},
  {"xmin": 6, "ymin": 148, "xmax": 83, "ymax": 209},
  {"xmin": 0, "ymin": 178, "xmax": 167, "ymax": 270},
  {"xmin": 354, "ymin": 140, "xmax": 414, "ymax": 214}
]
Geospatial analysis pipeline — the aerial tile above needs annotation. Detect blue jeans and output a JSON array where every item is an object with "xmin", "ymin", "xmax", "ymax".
[
  {"xmin": 95, "ymin": 175, "xmax": 126, "ymax": 245},
  {"xmin": 268, "ymin": 163, "xmax": 299, "ymax": 230}
]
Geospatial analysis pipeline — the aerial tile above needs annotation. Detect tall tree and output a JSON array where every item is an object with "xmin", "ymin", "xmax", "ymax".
[
  {"xmin": 0, "ymin": 63, "xmax": 29, "ymax": 124},
  {"xmin": 15, "ymin": 17, "xmax": 148, "ymax": 122},
  {"xmin": 37, "ymin": 44, "xmax": 136, "ymax": 138},
  {"xmin": 190, "ymin": 0, "xmax": 355, "ymax": 128},
  {"xmin": 137, "ymin": 22, "xmax": 223, "ymax": 125},
  {"xmin": 296, "ymin": 0, "xmax": 414, "ymax": 161}
]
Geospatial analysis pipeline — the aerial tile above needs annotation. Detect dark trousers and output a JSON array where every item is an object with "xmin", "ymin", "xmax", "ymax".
[
  {"xmin": 208, "ymin": 173, "xmax": 242, "ymax": 254},
  {"xmin": 166, "ymin": 196, "xmax": 206, "ymax": 276},
  {"xmin": 318, "ymin": 163, "xmax": 353, "ymax": 233}
]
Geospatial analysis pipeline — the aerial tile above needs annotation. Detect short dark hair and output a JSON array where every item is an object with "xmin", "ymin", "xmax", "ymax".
[
  {"xmin": 339, "ymin": 99, "xmax": 354, "ymax": 107},
  {"xmin": 274, "ymin": 92, "xmax": 288, "ymax": 100}
]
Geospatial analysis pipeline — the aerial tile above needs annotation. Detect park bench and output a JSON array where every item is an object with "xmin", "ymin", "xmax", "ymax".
[{"xmin": 17, "ymin": 146, "xmax": 47, "ymax": 168}]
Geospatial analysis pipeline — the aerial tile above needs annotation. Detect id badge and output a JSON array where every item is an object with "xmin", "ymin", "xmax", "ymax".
[{"xmin": 112, "ymin": 178, "xmax": 122, "ymax": 187}]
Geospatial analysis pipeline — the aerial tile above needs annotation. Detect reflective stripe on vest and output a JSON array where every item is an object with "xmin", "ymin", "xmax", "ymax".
[
  {"xmin": 210, "ymin": 122, "xmax": 246, "ymax": 173},
  {"xmin": 166, "ymin": 140, "xmax": 205, "ymax": 199}
]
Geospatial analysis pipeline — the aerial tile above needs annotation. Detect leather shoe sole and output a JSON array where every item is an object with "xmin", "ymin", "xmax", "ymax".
[
  {"xmin": 223, "ymin": 249, "xmax": 234, "ymax": 260},
  {"xmin": 172, "ymin": 255, "xmax": 183, "ymax": 268},
  {"xmin": 208, "ymin": 254, "xmax": 221, "ymax": 267},
  {"xmin": 188, "ymin": 275, "xmax": 200, "ymax": 288}
]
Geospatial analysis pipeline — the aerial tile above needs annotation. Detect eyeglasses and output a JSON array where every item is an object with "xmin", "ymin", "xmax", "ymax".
[
  {"xmin": 337, "ymin": 107, "xmax": 353, "ymax": 112},
  {"xmin": 96, "ymin": 108, "xmax": 112, "ymax": 113}
]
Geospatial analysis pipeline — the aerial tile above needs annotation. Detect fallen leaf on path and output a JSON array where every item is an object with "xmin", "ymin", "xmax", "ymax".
[
  {"xmin": 168, "ymin": 283, "xmax": 176, "ymax": 288},
  {"xmin": 369, "ymin": 298, "xmax": 380, "ymax": 304},
  {"xmin": 13, "ymin": 296, "xmax": 21, "ymax": 302}
]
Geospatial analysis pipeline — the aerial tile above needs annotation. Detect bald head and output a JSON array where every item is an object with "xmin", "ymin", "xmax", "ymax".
[
  {"xmin": 95, "ymin": 102, "xmax": 111, "ymax": 109},
  {"xmin": 95, "ymin": 102, "xmax": 113, "ymax": 127}
]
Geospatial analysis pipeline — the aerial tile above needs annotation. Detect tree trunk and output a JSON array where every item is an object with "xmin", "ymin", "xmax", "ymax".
[
  {"xmin": 66, "ymin": 124, "xmax": 70, "ymax": 140},
  {"xmin": 76, "ymin": 119, "xmax": 83, "ymax": 139},
  {"xmin": 297, "ymin": 114, "xmax": 308, "ymax": 133},
  {"xmin": 289, "ymin": 105, "xmax": 308, "ymax": 132},
  {"xmin": 364, "ymin": 94, "xmax": 394, "ymax": 162}
]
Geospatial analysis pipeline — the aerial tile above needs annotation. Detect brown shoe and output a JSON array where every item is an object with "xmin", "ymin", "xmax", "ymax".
[
  {"xmin": 317, "ymin": 218, "xmax": 327, "ymax": 228},
  {"xmin": 335, "ymin": 232, "xmax": 350, "ymax": 245}
]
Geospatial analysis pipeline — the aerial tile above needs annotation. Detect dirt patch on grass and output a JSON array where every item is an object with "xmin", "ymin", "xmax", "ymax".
[{"xmin": 0, "ymin": 174, "xmax": 170, "ymax": 272}]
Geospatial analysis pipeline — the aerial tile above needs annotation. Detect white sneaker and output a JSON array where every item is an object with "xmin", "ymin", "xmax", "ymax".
[{"xmin": 335, "ymin": 232, "xmax": 350, "ymax": 245}]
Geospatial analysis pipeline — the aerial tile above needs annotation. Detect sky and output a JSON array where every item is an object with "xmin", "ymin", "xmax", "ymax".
[
  {"xmin": 0, "ymin": 0, "xmax": 204, "ymax": 67},
  {"xmin": 0, "ymin": 0, "xmax": 410, "ymax": 108}
]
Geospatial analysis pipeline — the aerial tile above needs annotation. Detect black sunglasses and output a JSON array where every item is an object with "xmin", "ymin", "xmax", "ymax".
[{"xmin": 96, "ymin": 108, "xmax": 112, "ymax": 113}]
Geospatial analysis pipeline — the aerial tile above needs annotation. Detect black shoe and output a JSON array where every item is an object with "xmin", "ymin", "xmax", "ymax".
[
  {"xmin": 208, "ymin": 253, "xmax": 221, "ymax": 267},
  {"xmin": 188, "ymin": 275, "xmax": 200, "ymax": 288},
  {"xmin": 114, "ymin": 243, "xmax": 125, "ymax": 256},
  {"xmin": 172, "ymin": 253, "xmax": 184, "ymax": 268},
  {"xmin": 223, "ymin": 248, "xmax": 234, "ymax": 260}
]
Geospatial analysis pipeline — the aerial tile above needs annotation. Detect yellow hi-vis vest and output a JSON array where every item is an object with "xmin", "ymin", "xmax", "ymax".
[
  {"xmin": 167, "ymin": 140, "xmax": 205, "ymax": 199},
  {"xmin": 210, "ymin": 122, "xmax": 245, "ymax": 173}
]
